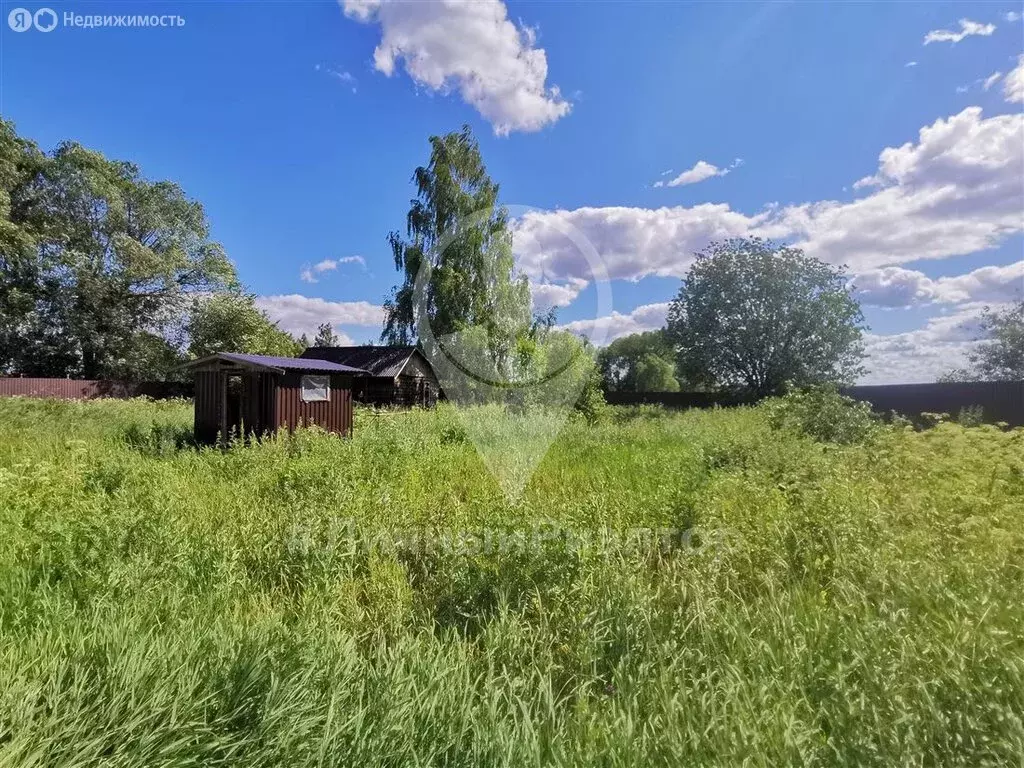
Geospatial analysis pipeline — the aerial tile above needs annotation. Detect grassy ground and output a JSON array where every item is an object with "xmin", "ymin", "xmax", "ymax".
[{"xmin": 0, "ymin": 397, "xmax": 1021, "ymax": 766}]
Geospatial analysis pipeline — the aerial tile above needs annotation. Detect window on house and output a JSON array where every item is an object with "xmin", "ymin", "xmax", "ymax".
[{"xmin": 300, "ymin": 375, "xmax": 330, "ymax": 402}]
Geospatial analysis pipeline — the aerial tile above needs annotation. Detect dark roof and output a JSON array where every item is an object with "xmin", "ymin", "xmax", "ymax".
[
  {"xmin": 300, "ymin": 346, "xmax": 422, "ymax": 378},
  {"xmin": 183, "ymin": 352, "xmax": 369, "ymax": 375}
]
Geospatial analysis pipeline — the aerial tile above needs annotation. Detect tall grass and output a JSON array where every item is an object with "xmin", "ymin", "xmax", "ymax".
[{"xmin": 0, "ymin": 397, "xmax": 1021, "ymax": 766}]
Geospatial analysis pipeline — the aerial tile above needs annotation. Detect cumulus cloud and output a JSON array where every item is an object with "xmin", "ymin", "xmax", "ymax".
[
  {"xmin": 300, "ymin": 256, "xmax": 366, "ymax": 283},
  {"xmin": 340, "ymin": 0, "xmax": 570, "ymax": 135},
  {"xmin": 852, "ymin": 262, "xmax": 1024, "ymax": 308},
  {"xmin": 530, "ymin": 278, "xmax": 588, "ymax": 311},
  {"xmin": 851, "ymin": 267, "xmax": 940, "ymax": 308},
  {"xmin": 923, "ymin": 18, "xmax": 996, "ymax": 45},
  {"xmin": 558, "ymin": 302, "xmax": 670, "ymax": 345},
  {"xmin": 1004, "ymin": 55, "xmax": 1024, "ymax": 102},
  {"xmin": 654, "ymin": 158, "xmax": 743, "ymax": 188},
  {"xmin": 933, "ymin": 261, "xmax": 1024, "ymax": 304},
  {"xmin": 256, "ymin": 295, "xmax": 385, "ymax": 339},
  {"xmin": 860, "ymin": 304, "xmax": 1000, "ymax": 384},
  {"xmin": 513, "ymin": 202, "xmax": 757, "ymax": 284},
  {"xmin": 513, "ymin": 107, "xmax": 1023, "ymax": 289}
]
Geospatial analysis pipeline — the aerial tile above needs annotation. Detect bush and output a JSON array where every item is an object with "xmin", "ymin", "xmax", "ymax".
[
  {"xmin": 957, "ymin": 405, "xmax": 985, "ymax": 427},
  {"xmin": 573, "ymin": 369, "xmax": 608, "ymax": 425},
  {"xmin": 762, "ymin": 386, "xmax": 879, "ymax": 444}
]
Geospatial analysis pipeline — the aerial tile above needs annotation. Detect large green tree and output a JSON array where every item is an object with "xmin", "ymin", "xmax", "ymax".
[
  {"xmin": 0, "ymin": 120, "xmax": 78, "ymax": 375},
  {"xmin": 186, "ymin": 293, "xmax": 301, "ymax": 360},
  {"xmin": 0, "ymin": 119, "xmax": 237, "ymax": 378},
  {"xmin": 382, "ymin": 125, "xmax": 531, "ymax": 370},
  {"xmin": 597, "ymin": 330, "xmax": 680, "ymax": 392},
  {"xmin": 666, "ymin": 238, "xmax": 865, "ymax": 395}
]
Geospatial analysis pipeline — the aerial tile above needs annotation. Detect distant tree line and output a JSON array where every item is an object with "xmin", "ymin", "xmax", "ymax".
[
  {"xmin": 5, "ymin": 115, "xmax": 1016, "ymax": 393},
  {"xmin": 602, "ymin": 239, "xmax": 1022, "ymax": 395}
]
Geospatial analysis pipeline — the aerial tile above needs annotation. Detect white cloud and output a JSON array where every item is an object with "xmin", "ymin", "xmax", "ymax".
[
  {"xmin": 530, "ymin": 278, "xmax": 588, "ymax": 311},
  {"xmin": 558, "ymin": 302, "xmax": 670, "ymax": 345},
  {"xmin": 654, "ymin": 158, "xmax": 743, "ymax": 188},
  {"xmin": 316, "ymin": 64, "xmax": 358, "ymax": 92},
  {"xmin": 299, "ymin": 256, "xmax": 366, "ymax": 283},
  {"xmin": 256, "ymin": 295, "xmax": 385, "ymax": 339},
  {"xmin": 1006, "ymin": 11, "xmax": 1022, "ymax": 22},
  {"xmin": 852, "ymin": 262, "xmax": 1024, "ymax": 308},
  {"xmin": 340, "ymin": 0, "xmax": 570, "ymax": 135},
  {"xmin": 860, "ymin": 304, "xmax": 1004, "ymax": 384},
  {"xmin": 514, "ymin": 108, "xmax": 1024, "ymax": 286},
  {"xmin": 933, "ymin": 261, "xmax": 1024, "ymax": 304},
  {"xmin": 923, "ymin": 18, "xmax": 996, "ymax": 45},
  {"xmin": 513, "ymin": 202, "xmax": 758, "ymax": 283},
  {"xmin": 1004, "ymin": 55, "xmax": 1024, "ymax": 102},
  {"xmin": 983, "ymin": 71, "xmax": 1004, "ymax": 90},
  {"xmin": 851, "ymin": 267, "xmax": 940, "ymax": 307},
  {"xmin": 954, "ymin": 71, "xmax": 1006, "ymax": 94},
  {"xmin": 852, "ymin": 174, "xmax": 881, "ymax": 189},
  {"xmin": 905, "ymin": 61, "xmax": 918, "ymax": 68}
]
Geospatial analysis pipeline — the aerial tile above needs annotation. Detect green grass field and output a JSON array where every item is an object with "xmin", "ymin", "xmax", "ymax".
[{"xmin": 0, "ymin": 397, "xmax": 1022, "ymax": 766}]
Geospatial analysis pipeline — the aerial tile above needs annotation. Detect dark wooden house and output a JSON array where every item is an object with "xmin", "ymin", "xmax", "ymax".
[
  {"xmin": 300, "ymin": 346, "xmax": 440, "ymax": 407},
  {"xmin": 183, "ymin": 352, "xmax": 368, "ymax": 445}
]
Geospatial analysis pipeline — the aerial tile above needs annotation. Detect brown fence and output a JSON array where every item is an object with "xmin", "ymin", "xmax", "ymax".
[
  {"xmin": 0, "ymin": 378, "xmax": 193, "ymax": 400},
  {"xmin": 841, "ymin": 381, "xmax": 1023, "ymax": 426},
  {"xmin": 605, "ymin": 380, "xmax": 1024, "ymax": 427}
]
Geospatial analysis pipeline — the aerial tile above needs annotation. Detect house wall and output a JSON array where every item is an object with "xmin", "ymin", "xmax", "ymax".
[
  {"xmin": 193, "ymin": 371, "xmax": 222, "ymax": 444},
  {"xmin": 275, "ymin": 372, "xmax": 354, "ymax": 436},
  {"xmin": 354, "ymin": 376, "xmax": 437, "ymax": 408},
  {"xmin": 400, "ymin": 352, "xmax": 439, "ymax": 389},
  {"xmin": 195, "ymin": 370, "xmax": 354, "ymax": 444}
]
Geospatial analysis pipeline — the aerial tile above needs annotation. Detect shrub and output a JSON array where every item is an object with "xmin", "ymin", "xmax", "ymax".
[
  {"xmin": 761, "ymin": 386, "xmax": 879, "ymax": 444},
  {"xmin": 956, "ymin": 404, "xmax": 985, "ymax": 427},
  {"xmin": 573, "ymin": 369, "xmax": 608, "ymax": 425}
]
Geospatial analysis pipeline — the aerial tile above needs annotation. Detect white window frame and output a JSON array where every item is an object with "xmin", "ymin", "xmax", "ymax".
[{"xmin": 300, "ymin": 374, "xmax": 330, "ymax": 402}]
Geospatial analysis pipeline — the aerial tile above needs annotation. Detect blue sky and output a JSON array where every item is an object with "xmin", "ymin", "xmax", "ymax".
[{"xmin": 2, "ymin": 0, "xmax": 1022, "ymax": 382}]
